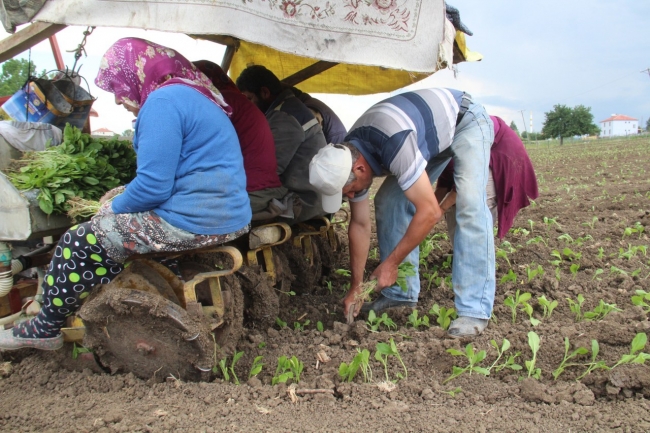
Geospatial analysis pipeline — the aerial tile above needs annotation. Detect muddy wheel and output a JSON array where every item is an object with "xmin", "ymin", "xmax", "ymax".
[
  {"xmin": 277, "ymin": 240, "xmax": 322, "ymax": 294},
  {"xmin": 313, "ymin": 236, "xmax": 338, "ymax": 278},
  {"xmin": 80, "ymin": 287, "xmax": 213, "ymax": 382},
  {"xmin": 237, "ymin": 265, "xmax": 279, "ymax": 330},
  {"xmin": 177, "ymin": 262, "xmax": 244, "ymax": 354}
]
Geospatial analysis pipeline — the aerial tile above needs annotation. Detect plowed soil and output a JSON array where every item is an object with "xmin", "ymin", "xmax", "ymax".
[{"xmin": 2, "ymin": 136, "xmax": 650, "ymax": 432}]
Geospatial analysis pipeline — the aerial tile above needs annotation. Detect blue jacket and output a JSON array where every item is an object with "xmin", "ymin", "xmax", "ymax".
[{"xmin": 111, "ymin": 85, "xmax": 251, "ymax": 235}]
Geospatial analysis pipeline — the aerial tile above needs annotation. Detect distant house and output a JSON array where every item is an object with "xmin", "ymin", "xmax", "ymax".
[
  {"xmin": 92, "ymin": 127, "xmax": 116, "ymax": 137},
  {"xmin": 599, "ymin": 114, "xmax": 638, "ymax": 138}
]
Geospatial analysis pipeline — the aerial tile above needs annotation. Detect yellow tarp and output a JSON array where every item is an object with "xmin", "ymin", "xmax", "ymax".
[{"xmin": 229, "ymin": 40, "xmax": 433, "ymax": 96}]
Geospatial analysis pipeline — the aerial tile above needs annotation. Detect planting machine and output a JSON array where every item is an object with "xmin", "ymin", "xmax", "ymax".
[{"xmin": 0, "ymin": 0, "xmax": 480, "ymax": 380}]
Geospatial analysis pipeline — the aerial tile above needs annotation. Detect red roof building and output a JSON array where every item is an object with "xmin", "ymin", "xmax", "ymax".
[{"xmin": 599, "ymin": 114, "xmax": 638, "ymax": 138}]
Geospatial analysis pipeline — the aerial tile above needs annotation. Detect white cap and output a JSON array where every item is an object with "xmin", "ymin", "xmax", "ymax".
[{"xmin": 309, "ymin": 144, "xmax": 353, "ymax": 213}]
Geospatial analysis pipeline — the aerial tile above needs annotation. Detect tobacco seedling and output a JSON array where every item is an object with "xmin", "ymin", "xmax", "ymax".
[
  {"xmin": 537, "ymin": 295, "xmax": 558, "ymax": 319},
  {"xmin": 249, "ymin": 355, "xmax": 264, "ymax": 379},
  {"xmin": 504, "ymin": 290, "xmax": 532, "ymax": 324},
  {"xmin": 488, "ymin": 338, "xmax": 522, "ymax": 373},
  {"xmin": 552, "ymin": 337, "xmax": 588, "ymax": 380},
  {"xmin": 631, "ymin": 290, "xmax": 650, "ymax": 313},
  {"xmin": 275, "ymin": 317, "xmax": 288, "ymax": 329},
  {"xmin": 217, "ymin": 357, "xmax": 229, "ymax": 381},
  {"xmin": 339, "ymin": 348, "xmax": 372, "ymax": 383},
  {"xmin": 592, "ymin": 268, "xmax": 604, "ymax": 281},
  {"xmin": 596, "ymin": 247, "xmax": 605, "ymax": 259},
  {"xmin": 375, "ymin": 339, "xmax": 407, "ymax": 382},
  {"xmin": 428, "ymin": 304, "xmax": 457, "ymax": 330},
  {"xmin": 366, "ymin": 310, "xmax": 397, "ymax": 332},
  {"xmin": 526, "ymin": 264, "xmax": 544, "ymax": 283},
  {"xmin": 500, "ymin": 269, "xmax": 517, "ymax": 284},
  {"xmin": 543, "ymin": 216, "xmax": 560, "ymax": 228},
  {"xmin": 272, "ymin": 356, "xmax": 293, "ymax": 385},
  {"xmin": 441, "ymin": 255, "xmax": 453, "ymax": 270},
  {"xmin": 522, "ymin": 302, "xmax": 540, "ymax": 326},
  {"xmin": 440, "ymin": 387, "xmax": 463, "ymax": 397},
  {"xmin": 526, "ymin": 236, "xmax": 548, "ymax": 247},
  {"xmin": 557, "ymin": 233, "xmax": 574, "ymax": 244},
  {"xmin": 582, "ymin": 216, "xmax": 598, "ymax": 230},
  {"xmin": 528, "ymin": 219, "xmax": 535, "ymax": 233},
  {"xmin": 566, "ymin": 294, "xmax": 586, "ymax": 322},
  {"xmin": 71, "ymin": 342, "xmax": 92, "ymax": 359},
  {"xmin": 369, "ymin": 248, "xmax": 379, "ymax": 260},
  {"xmin": 229, "ymin": 351, "xmax": 244, "ymax": 385},
  {"xmin": 294, "ymin": 319, "xmax": 311, "ymax": 331},
  {"xmin": 396, "ymin": 261, "xmax": 417, "ymax": 292},
  {"xmin": 444, "ymin": 343, "xmax": 489, "ymax": 383},
  {"xmin": 525, "ymin": 331, "xmax": 541, "ymax": 379},
  {"xmin": 335, "ymin": 268, "xmax": 351, "ymax": 277},
  {"xmin": 325, "ymin": 280, "xmax": 333, "ymax": 294},
  {"xmin": 406, "ymin": 310, "xmax": 430, "ymax": 329},
  {"xmin": 569, "ymin": 263, "xmax": 580, "ymax": 279},
  {"xmin": 496, "ymin": 249, "xmax": 511, "ymax": 267},
  {"xmin": 316, "ymin": 321, "xmax": 324, "ymax": 332},
  {"xmin": 562, "ymin": 247, "xmax": 582, "ymax": 261},
  {"xmin": 422, "ymin": 270, "xmax": 442, "ymax": 291},
  {"xmin": 610, "ymin": 333, "xmax": 650, "ymax": 369},
  {"xmin": 576, "ymin": 340, "xmax": 609, "ymax": 380},
  {"xmin": 583, "ymin": 300, "xmax": 621, "ymax": 321},
  {"xmin": 610, "ymin": 266, "xmax": 628, "ymax": 277}
]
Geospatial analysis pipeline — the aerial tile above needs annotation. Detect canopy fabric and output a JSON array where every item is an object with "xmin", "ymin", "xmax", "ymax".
[
  {"xmin": 33, "ymin": 0, "xmax": 446, "ymax": 72},
  {"xmin": 229, "ymin": 16, "xmax": 457, "ymax": 95}
]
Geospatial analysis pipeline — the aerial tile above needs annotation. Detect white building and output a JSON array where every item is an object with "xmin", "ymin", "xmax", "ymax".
[{"xmin": 599, "ymin": 114, "xmax": 638, "ymax": 138}]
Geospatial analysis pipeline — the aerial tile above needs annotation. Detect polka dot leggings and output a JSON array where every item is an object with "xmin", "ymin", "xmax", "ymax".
[{"xmin": 13, "ymin": 222, "xmax": 123, "ymax": 339}]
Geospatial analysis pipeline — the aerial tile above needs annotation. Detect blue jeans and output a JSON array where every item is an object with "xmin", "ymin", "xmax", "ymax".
[{"xmin": 374, "ymin": 102, "xmax": 495, "ymax": 319}]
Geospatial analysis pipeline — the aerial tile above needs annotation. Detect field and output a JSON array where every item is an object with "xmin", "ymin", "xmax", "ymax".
[{"xmin": 1, "ymin": 135, "xmax": 650, "ymax": 432}]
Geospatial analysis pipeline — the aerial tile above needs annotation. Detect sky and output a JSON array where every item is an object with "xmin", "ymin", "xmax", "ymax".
[{"xmin": 1, "ymin": 1, "xmax": 649, "ymax": 134}]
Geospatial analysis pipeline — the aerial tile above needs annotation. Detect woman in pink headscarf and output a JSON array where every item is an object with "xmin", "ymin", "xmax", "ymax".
[{"xmin": 0, "ymin": 38, "xmax": 251, "ymax": 351}]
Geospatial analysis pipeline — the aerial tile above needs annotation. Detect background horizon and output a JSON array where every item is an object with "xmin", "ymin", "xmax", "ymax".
[{"xmin": 1, "ymin": 1, "xmax": 649, "ymax": 136}]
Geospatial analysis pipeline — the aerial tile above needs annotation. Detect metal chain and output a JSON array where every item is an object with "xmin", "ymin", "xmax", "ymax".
[{"xmin": 67, "ymin": 26, "xmax": 96, "ymax": 74}]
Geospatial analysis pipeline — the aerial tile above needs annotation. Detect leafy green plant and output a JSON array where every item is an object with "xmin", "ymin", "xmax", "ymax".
[
  {"xmin": 249, "ymin": 356, "xmax": 264, "ymax": 379},
  {"xmin": 375, "ymin": 339, "xmax": 407, "ymax": 382},
  {"xmin": 293, "ymin": 319, "xmax": 311, "ymax": 331},
  {"xmin": 610, "ymin": 333, "xmax": 650, "ymax": 369},
  {"xmin": 569, "ymin": 263, "xmax": 580, "ymax": 279},
  {"xmin": 557, "ymin": 233, "xmax": 574, "ymax": 244},
  {"xmin": 500, "ymin": 269, "xmax": 517, "ymax": 284},
  {"xmin": 335, "ymin": 268, "xmax": 351, "ymax": 277},
  {"xmin": 339, "ymin": 348, "xmax": 372, "ymax": 383},
  {"xmin": 217, "ymin": 357, "xmax": 229, "ymax": 381},
  {"xmin": 504, "ymin": 290, "xmax": 532, "ymax": 324},
  {"xmin": 71, "ymin": 342, "xmax": 92, "ymax": 359},
  {"xmin": 366, "ymin": 310, "xmax": 397, "ymax": 332},
  {"xmin": 272, "ymin": 356, "xmax": 303, "ymax": 385},
  {"xmin": 229, "ymin": 351, "xmax": 244, "ymax": 384},
  {"xmin": 275, "ymin": 317, "xmax": 287, "ymax": 329},
  {"xmin": 631, "ymin": 290, "xmax": 650, "ymax": 313},
  {"xmin": 522, "ymin": 302, "xmax": 540, "ymax": 326},
  {"xmin": 496, "ymin": 249, "xmax": 511, "ymax": 267},
  {"xmin": 610, "ymin": 265, "xmax": 629, "ymax": 277},
  {"xmin": 525, "ymin": 331, "xmax": 541, "ymax": 379},
  {"xmin": 488, "ymin": 339, "xmax": 522, "ymax": 373},
  {"xmin": 526, "ymin": 264, "xmax": 544, "ymax": 283},
  {"xmin": 428, "ymin": 304, "xmax": 457, "ymax": 330},
  {"xmin": 526, "ymin": 236, "xmax": 548, "ymax": 247},
  {"xmin": 369, "ymin": 248, "xmax": 379, "ymax": 260},
  {"xmin": 592, "ymin": 268, "xmax": 604, "ymax": 281},
  {"xmin": 596, "ymin": 247, "xmax": 605, "ymax": 259},
  {"xmin": 325, "ymin": 280, "xmax": 333, "ymax": 294},
  {"xmin": 583, "ymin": 300, "xmax": 621, "ymax": 321},
  {"xmin": 422, "ymin": 269, "xmax": 442, "ymax": 291},
  {"xmin": 537, "ymin": 295, "xmax": 558, "ymax": 319},
  {"xmin": 444, "ymin": 343, "xmax": 489, "ymax": 383},
  {"xmin": 396, "ymin": 262, "xmax": 417, "ymax": 292},
  {"xmin": 543, "ymin": 216, "xmax": 560, "ymax": 228},
  {"xmin": 566, "ymin": 294, "xmax": 585, "ymax": 322},
  {"xmin": 316, "ymin": 321, "xmax": 324, "ymax": 332},
  {"xmin": 440, "ymin": 387, "xmax": 463, "ymax": 397},
  {"xmin": 552, "ymin": 338, "xmax": 588, "ymax": 380},
  {"xmin": 562, "ymin": 247, "xmax": 582, "ymax": 261},
  {"xmin": 441, "ymin": 254, "xmax": 453, "ymax": 270},
  {"xmin": 582, "ymin": 216, "xmax": 598, "ymax": 230},
  {"xmin": 406, "ymin": 310, "xmax": 430, "ymax": 329},
  {"xmin": 576, "ymin": 340, "xmax": 609, "ymax": 380}
]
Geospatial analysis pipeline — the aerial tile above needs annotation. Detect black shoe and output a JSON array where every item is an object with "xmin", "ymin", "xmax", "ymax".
[{"xmin": 360, "ymin": 294, "xmax": 417, "ymax": 314}]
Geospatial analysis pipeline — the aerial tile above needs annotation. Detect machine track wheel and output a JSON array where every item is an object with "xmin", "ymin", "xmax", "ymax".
[
  {"xmin": 277, "ymin": 240, "xmax": 322, "ymax": 294},
  {"xmin": 237, "ymin": 265, "xmax": 279, "ymax": 330},
  {"xmin": 79, "ymin": 287, "xmax": 213, "ymax": 382},
  {"xmin": 177, "ymin": 261, "xmax": 244, "ymax": 354}
]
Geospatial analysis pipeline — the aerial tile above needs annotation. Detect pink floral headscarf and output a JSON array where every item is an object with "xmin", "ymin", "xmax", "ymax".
[{"xmin": 95, "ymin": 38, "xmax": 231, "ymax": 115}]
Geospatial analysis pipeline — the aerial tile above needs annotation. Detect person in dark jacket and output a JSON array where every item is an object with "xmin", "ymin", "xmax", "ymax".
[
  {"xmin": 236, "ymin": 65, "xmax": 327, "ymax": 222},
  {"xmin": 194, "ymin": 60, "xmax": 288, "ymax": 219},
  {"xmin": 289, "ymin": 87, "xmax": 347, "ymax": 144}
]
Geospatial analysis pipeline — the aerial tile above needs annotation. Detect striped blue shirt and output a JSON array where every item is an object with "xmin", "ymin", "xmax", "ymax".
[{"xmin": 346, "ymin": 88, "xmax": 464, "ymax": 201}]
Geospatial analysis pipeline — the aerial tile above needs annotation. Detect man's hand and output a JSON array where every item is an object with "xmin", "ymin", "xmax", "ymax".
[
  {"xmin": 369, "ymin": 260, "xmax": 398, "ymax": 292},
  {"xmin": 342, "ymin": 282, "xmax": 363, "ymax": 322}
]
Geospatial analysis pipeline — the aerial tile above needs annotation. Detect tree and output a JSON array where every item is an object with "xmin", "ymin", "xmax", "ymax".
[
  {"xmin": 121, "ymin": 129, "xmax": 134, "ymax": 138},
  {"xmin": 509, "ymin": 120, "xmax": 519, "ymax": 135},
  {"xmin": 0, "ymin": 59, "xmax": 42, "ymax": 96},
  {"xmin": 646, "ymin": 117, "xmax": 650, "ymax": 132},
  {"xmin": 541, "ymin": 104, "xmax": 599, "ymax": 145}
]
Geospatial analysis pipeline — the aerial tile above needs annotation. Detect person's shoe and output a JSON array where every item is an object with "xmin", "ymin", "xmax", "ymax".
[
  {"xmin": 0, "ymin": 328, "xmax": 63, "ymax": 351},
  {"xmin": 447, "ymin": 316, "xmax": 488, "ymax": 338},
  {"xmin": 360, "ymin": 294, "xmax": 417, "ymax": 314}
]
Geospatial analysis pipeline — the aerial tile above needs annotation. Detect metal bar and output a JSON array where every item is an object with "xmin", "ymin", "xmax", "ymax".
[
  {"xmin": 221, "ymin": 44, "xmax": 237, "ymax": 73},
  {"xmin": 0, "ymin": 22, "xmax": 67, "ymax": 63},
  {"xmin": 281, "ymin": 61, "xmax": 338, "ymax": 87},
  {"xmin": 48, "ymin": 34, "xmax": 65, "ymax": 70}
]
